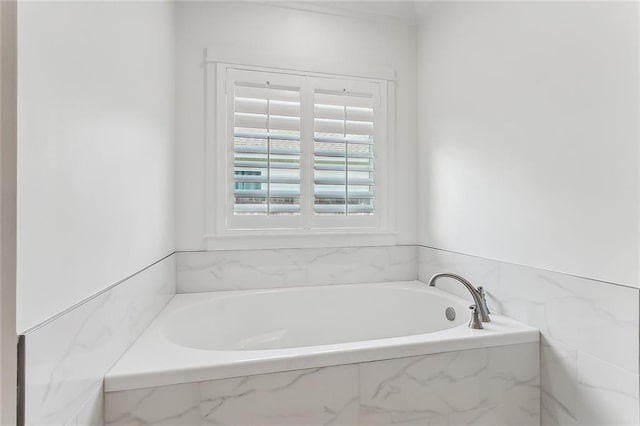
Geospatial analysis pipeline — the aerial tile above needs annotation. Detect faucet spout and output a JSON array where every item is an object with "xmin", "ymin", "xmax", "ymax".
[{"xmin": 428, "ymin": 273, "xmax": 491, "ymax": 323}]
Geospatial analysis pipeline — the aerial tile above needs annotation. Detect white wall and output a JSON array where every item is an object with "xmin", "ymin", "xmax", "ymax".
[
  {"xmin": 175, "ymin": 1, "xmax": 418, "ymax": 250},
  {"xmin": 17, "ymin": 1, "xmax": 175, "ymax": 332},
  {"xmin": 417, "ymin": 1, "xmax": 640, "ymax": 287}
]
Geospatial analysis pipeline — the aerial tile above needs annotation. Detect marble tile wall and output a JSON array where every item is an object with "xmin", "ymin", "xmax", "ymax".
[
  {"xmin": 418, "ymin": 246, "xmax": 640, "ymax": 426},
  {"xmin": 23, "ymin": 254, "xmax": 176, "ymax": 426},
  {"xmin": 176, "ymin": 245, "xmax": 417, "ymax": 293},
  {"xmin": 105, "ymin": 342, "xmax": 539, "ymax": 426},
  {"xmin": 27, "ymin": 244, "xmax": 638, "ymax": 425}
]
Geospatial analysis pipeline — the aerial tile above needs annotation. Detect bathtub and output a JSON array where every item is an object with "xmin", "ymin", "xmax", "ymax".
[{"xmin": 105, "ymin": 281, "xmax": 538, "ymax": 392}]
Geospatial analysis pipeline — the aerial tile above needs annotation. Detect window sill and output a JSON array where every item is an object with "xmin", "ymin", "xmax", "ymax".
[{"xmin": 203, "ymin": 230, "xmax": 397, "ymax": 250}]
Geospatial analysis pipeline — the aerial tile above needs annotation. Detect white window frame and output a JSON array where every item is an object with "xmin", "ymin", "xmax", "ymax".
[{"xmin": 205, "ymin": 58, "xmax": 396, "ymax": 246}]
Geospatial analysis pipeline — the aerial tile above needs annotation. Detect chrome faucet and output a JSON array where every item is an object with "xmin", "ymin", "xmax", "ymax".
[{"xmin": 428, "ymin": 273, "xmax": 491, "ymax": 327}]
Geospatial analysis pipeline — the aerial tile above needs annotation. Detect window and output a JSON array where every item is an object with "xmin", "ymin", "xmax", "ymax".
[{"xmin": 214, "ymin": 64, "xmax": 390, "ymax": 234}]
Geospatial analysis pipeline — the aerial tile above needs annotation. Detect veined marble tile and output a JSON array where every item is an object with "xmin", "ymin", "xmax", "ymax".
[
  {"xmin": 498, "ymin": 262, "xmax": 639, "ymax": 374},
  {"xmin": 417, "ymin": 247, "xmax": 502, "ymax": 313},
  {"xmin": 176, "ymin": 245, "xmax": 417, "ymax": 293},
  {"xmin": 24, "ymin": 255, "xmax": 176, "ymax": 426},
  {"xmin": 359, "ymin": 348, "xmax": 491, "ymax": 425},
  {"xmin": 486, "ymin": 342, "xmax": 540, "ymax": 425},
  {"xmin": 74, "ymin": 384, "xmax": 103, "ymax": 426},
  {"xmin": 540, "ymin": 336, "xmax": 578, "ymax": 421},
  {"xmin": 105, "ymin": 382, "xmax": 200, "ymax": 426},
  {"xmin": 105, "ymin": 365, "xmax": 359, "ymax": 426},
  {"xmin": 541, "ymin": 390, "xmax": 578, "ymax": 426},
  {"xmin": 199, "ymin": 365, "xmax": 359, "ymax": 426},
  {"xmin": 576, "ymin": 352, "xmax": 640, "ymax": 426},
  {"xmin": 446, "ymin": 405, "xmax": 499, "ymax": 426},
  {"xmin": 358, "ymin": 343, "xmax": 539, "ymax": 426}
]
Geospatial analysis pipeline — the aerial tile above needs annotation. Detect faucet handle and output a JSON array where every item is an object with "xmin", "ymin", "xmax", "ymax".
[
  {"xmin": 477, "ymin": 286, "xmax": 491, "ymax": 315},
  {"xmin": 468, "ymin": 305, "xmax": 483, "ymax": 330}
]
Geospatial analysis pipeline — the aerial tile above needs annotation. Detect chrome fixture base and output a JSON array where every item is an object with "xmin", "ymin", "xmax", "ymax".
[{"xmin": 468, "ymin": 305, "xmax": 483, "ymax": 329}]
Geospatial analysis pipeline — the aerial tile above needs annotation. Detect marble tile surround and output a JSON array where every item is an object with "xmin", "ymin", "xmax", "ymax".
[
  {"xmin": 26, "ymin": 244, "xmax": 640, "ymax": 425},
  {"xmin": 418, "ymin": 246, "xmax": 640, "ymax": 426},
  {"xmin": 23, "ymin": 254, "xmax": 176, "ymax": 426},
  {"xmin": 105, "ymin": 342, "xmax": 539, "ymax": 426},
  {"xmin": 176, "ymin": 245, "xmax": 417, "ymax": 293}
]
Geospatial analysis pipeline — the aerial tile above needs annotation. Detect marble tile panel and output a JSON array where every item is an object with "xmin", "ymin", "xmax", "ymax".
[
  {"xmin": 540, "ymin": 336, "xmax": 579, "ymax": 421},
  {"xmin": 498, "ymin": 262, "xmax": 638, "ymax": 373},
  {"xmin": 106, "ymin": 365, "xmax": 359, "ymax": 426},
  {"xmin": 199, "ymin": 365, "xmax": 359, "ymax": 426},
  {"xmin": 74, "ymin": 384, "xmax": 103, "ymax": 426},
  {"xmin": 358, "ymin": 348, "xmax": 491, "ymax": 425},
  {"xmin": 358, "ymin": 343, "xmax": 539, "ymax": 426},
  {"xmin": 446, "ymin": 405, "xmax": 499, "ymax": 426},
  {"xmin": 105, "ymin": 382, "xmax": 200, "ymax": 426},
  {"xmin": 486, "ymin": 341, "xmax": 540, "ymax": 425},
  {"xmin": 25, "ymin": 255, "xmax": 176, "ymax": 426},
  {"xmin": 540, "ymin": 390, "xmax": 579, "ymax": 426},
  {"xmin": 576, "ymin": 352, "xmax": 639, "ymax": 426},
  {"xmin": 177, "ymin": 245, "xmax": 417, "ymax": 293}
]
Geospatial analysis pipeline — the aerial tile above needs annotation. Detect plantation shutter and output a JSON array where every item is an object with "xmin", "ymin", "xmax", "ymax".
[
  {"xmin": 232, "ymin": 77, "xmax": 302, "ymax": 216},
  {"xmin": 313, "ymin": 86, "xmax": 376, "ymax": 216},
  {"xmin": 223, "ymin": 67, "xmax": 384, "ymax": 231}
]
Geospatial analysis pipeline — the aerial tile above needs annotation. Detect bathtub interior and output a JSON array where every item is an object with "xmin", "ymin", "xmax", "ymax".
[{"xmin": 163, "ymin": 284, "xmax": 470, "ymax": 351}]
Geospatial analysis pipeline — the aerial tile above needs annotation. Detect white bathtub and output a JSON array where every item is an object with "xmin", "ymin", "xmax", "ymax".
[{"xmin": 105, "ymin": 281, "xmax": 539, "ymax": 392}]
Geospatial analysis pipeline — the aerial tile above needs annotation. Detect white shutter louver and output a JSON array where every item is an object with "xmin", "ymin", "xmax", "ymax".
[
  {"xmin": 313, "ymin": 89, "xmax": 375, "ymax": 215},
  {"xmin": 232, "ymin": 81, "xmax": 301, "ymax": 216}
]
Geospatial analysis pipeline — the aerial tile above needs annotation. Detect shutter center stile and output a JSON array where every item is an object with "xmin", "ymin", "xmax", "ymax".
[
  {"xmin": 343, "ymin": 89, "xmax": 349, "ymax": 216},
  {"xmin": 266, "ymin": 80, "xmax": 271, "ymax": 216}
]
